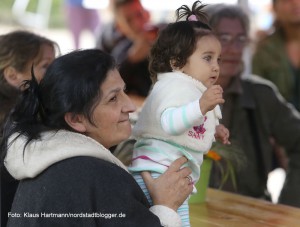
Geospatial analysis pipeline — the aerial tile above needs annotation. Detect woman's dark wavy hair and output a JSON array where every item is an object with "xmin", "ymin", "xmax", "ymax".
[
  {"xmin": 0, "ymin": 49, "xmax": 116, "ymax": 163},
  {"xmin": 149, "ymin": 1, "xmax": 213, "ymax": 83}
]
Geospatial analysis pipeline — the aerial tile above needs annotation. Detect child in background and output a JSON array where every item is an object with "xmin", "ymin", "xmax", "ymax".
[{"xmin": 128, "ymin": 1, "xmax": 230, "ymax": 226}]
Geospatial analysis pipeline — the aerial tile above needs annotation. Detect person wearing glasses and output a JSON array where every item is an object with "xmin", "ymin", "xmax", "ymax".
[{"xmin": 207, "ymin": 4, "xmax": 300, "ymax": 207}]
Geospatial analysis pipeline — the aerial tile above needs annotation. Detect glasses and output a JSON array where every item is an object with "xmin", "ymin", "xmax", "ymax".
[{"xmin": 217, "ymin": 34, "xmax": 249, "ymax": 48}]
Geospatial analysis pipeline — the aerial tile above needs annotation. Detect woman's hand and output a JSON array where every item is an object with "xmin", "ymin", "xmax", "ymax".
[{"xmin": 141, "ymin": 157, "xmax": 193, "ymax": 211}]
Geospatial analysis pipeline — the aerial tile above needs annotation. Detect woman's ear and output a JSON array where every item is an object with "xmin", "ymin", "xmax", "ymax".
[
  {"xmin": 3, "ymin": 66, "xmax": 20, "ymax": 88},
  {"xmin": 64, "ymin": 113, "xmax": 87, "ymax": 132}
]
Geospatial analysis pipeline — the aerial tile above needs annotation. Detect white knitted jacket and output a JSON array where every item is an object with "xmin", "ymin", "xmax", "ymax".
[
  {"xmin": 133, "ymin": 71, "xmax": 221, "ymax": 151},
  {"xmin": 130, "ymin": 72, "xmax": 222, "ymax": 182}
]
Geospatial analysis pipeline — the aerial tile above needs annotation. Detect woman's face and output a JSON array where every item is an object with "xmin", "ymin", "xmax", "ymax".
[
  {"xmin": 215, "ymin": 18, "xmax": 246, "ymax": 80},
  {"xmin": 274, "ymin": 0, "xmax": 300, "ymax": 26},
  {"xmin": 83, "ymin": 69, "xmax": 136, "ymax": 148},
  {"xmin": 8, "ymin": 43, "xmax": 55, "ymax": 88},
  {"xmin": 33, "ymin": 44, "xmax": 56, "ymax": 82},
  {"xmin": 116, "ymin": 1, "xmax": 150, "ymax": 40}
]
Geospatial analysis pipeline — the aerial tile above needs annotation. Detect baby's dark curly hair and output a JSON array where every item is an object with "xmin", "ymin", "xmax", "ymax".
[{"xmin": 149, "ymin": 1, "xmax": 214, "ymax": 83}]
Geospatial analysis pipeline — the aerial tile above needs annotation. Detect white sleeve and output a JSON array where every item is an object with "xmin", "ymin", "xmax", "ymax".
[
  {"xmin": 161, "ymin": 99, "xmax": 204, "ymax": 135},
  {"xmin": 149, "ymin": 205, "xmax": 182, "ymax": 227}
]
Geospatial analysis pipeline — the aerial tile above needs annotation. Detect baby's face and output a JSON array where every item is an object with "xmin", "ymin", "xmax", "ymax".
[{"xmin": 180, "ymin": 35, "xmax": 221, "ymax": 88}]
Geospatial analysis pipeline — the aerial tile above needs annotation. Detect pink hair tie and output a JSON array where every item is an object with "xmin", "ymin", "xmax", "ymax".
[{"xmin": 188, "ymin": 14, "xmax": 197, "ymax": 21}]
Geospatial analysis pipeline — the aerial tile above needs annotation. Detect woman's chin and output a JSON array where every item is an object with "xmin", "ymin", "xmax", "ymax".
[{"xmin": 119, "ymin": 122, "xmax": 132, "ymax": 137}]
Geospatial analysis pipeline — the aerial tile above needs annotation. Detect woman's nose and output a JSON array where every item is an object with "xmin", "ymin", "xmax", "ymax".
[{"xmin": 123, "ymin": 94, "xmax": 137, "ymax": 113}]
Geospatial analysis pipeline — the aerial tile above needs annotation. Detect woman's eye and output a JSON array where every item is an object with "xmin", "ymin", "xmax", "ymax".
[{"xmin": 109, "ymin": 96, "xmax": 117, "ymax": 102}]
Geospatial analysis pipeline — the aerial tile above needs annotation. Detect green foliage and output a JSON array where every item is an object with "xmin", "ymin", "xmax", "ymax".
[
  {"xmin": 209, "ymin": 140, "xmax": 246, "ymax": 191},
  {"xmin": 0, "ymin": 0, "xmax": 15, "ymax": 24},
  {"xmin": 0, "ymin": 0, "xmax": 65, "ymax": 28}
]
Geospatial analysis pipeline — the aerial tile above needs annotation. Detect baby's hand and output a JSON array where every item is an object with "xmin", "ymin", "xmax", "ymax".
[
  {"xmin": 215, "ymin": 124, "xmax": 230, "ymax": 145},
  {"xmin": 199, "ymin": 85, "xmax": 224, "ymax": 115}
]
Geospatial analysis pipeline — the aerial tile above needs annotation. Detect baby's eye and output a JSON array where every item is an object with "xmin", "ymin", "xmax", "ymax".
[
  {"xmin": 203, "ymin": 55, "xmax": 212, "ymax": 62},
  {"xmin": 217, "ymin": 57, "xmax": 222, "ymax": 64}
]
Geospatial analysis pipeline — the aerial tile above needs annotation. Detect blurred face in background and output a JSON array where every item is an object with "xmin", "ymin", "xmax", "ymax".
[
  {"xmin": 115, "ymin": 0, "xmax": 150, "ymax": 40},
  {"xmin": 215, "ymin": 18, "xmax": 248, "ymax": 81},
  {"xmin": 4, "ymin": 43, "xmax": 55, "ymax": 89},
  {"xmin": 273, "ymin": 0, "xmax": 300, "ymax": 26},
  {"xmin": 33, "ymin": 44, "xmax": 56, "ymax": 82}
]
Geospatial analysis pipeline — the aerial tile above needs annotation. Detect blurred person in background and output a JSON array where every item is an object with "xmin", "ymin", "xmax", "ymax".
[
  {"xmin": 64, "ymin": 0, "xmax": 101, "ymax": 49},
  {"xmin": 0, "ymin": 30, "xmax": 59, "ymax": 227},
  {"xmin": 252, "ymin": 0, "xmax": 300, "ymax": 111},
  {"xmin": 207, "ymin": 4, "xmax": 300, "ymax": 207},
  {"xmin": 252, "ymin": 0, "xmax": 300, "ymax": 172},
  {"xmin": 0, "ymin": 30, "xmax": 59, "ymax": 131},
  {"xmin": 96, "ymin": 0, "xmax": 165, "ymax": 98}
]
